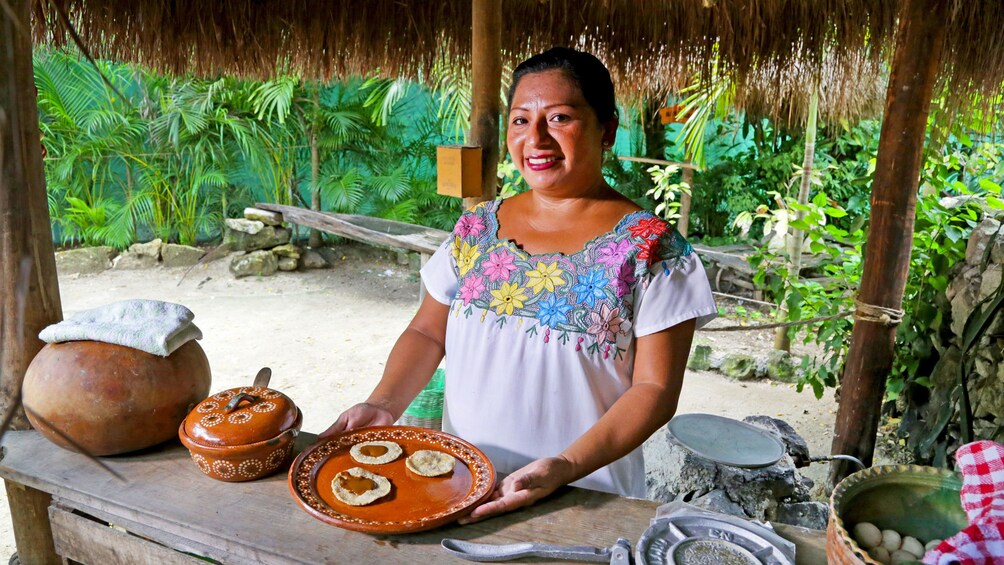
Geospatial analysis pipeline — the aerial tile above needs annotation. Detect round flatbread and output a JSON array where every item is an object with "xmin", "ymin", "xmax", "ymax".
[
  {"xmin": 349, "ymin": 440, "xmax": 402, "ymax": 465},
  {"xmin": 405, "ymin": 449, "xmax": 456, "ymax": 477},
  {"xmin": 331, "ymin": 467, "xmax": 392, "ymax": 506}
]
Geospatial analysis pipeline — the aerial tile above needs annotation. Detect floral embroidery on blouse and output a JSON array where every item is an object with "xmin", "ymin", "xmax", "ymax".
[{"xmin": 448, "ymin": 200, "xmax": 693, "ymax": 356}]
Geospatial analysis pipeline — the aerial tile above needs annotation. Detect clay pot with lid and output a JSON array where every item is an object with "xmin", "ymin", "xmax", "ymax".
[{"xmin": 179, "ymin": 368, "xmax": 302, "ymax": 482}]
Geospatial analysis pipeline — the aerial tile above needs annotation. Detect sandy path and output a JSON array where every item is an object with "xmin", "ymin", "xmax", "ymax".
[{"xmin": 0, "ymin": 243, "xmax": 837, "ymax": 559}]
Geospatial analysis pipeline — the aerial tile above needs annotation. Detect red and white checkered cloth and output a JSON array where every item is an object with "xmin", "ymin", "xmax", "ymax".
[{"xmin": 924, "ymin": 440, "xmax": 1004, "ymax": 565}]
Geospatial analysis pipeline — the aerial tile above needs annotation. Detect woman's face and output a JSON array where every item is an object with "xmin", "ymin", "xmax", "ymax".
[{"xmin": 506, "ymin": 69, "xmax": 617, "ymax": 195}]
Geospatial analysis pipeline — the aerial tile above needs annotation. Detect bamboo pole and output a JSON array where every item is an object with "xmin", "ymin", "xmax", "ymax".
[
  {"xmin": 464, "ymin": 0, "xmax": 502, "ymax": 209},
  {"xmin": 775, "ymin": 88, "xmax": 819, "ymax": 352},
  {"xmin": 2, "ymin": 1, "xmax": 64, "ymax": 562},
  {"xmin": 829, "ymin": 0, "xmax": 947, "ymax": 486}
]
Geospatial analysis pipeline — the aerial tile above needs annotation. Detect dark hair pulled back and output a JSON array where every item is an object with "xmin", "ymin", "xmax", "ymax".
[{"xmin": 506, "ymin": 47, "xmax": 618, "ymax": 124}]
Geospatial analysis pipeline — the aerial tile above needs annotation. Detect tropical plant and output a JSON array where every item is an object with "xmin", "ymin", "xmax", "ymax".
[
  {"xmin": 35, "ymin": 50, "xmax": 148, "ymax": 247},
  {"xmin": 645, "ymin": 165, "xmax": 691, "ymax": 223}
]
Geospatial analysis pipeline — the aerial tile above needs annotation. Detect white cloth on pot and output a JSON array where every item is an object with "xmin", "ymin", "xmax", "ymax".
[{"xmin": 39, "ymin": 299, "xmax": 203, "ymax": 357}]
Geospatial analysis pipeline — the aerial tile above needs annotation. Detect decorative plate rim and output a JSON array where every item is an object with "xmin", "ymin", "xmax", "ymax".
[{"xmin": 287, "ymin": 426, "xmax": 496, "ymax": 534}]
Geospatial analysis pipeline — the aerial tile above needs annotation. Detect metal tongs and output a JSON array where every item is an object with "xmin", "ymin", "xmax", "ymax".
[{"xmin": 441, "ymin": 537, "xmax": 632, "ymax": 563}]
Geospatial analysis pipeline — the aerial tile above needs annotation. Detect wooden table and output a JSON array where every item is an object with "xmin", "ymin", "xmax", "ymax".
[{"xmin": 0, "ymin": 430, "xmax": 826, "ymax": 564}]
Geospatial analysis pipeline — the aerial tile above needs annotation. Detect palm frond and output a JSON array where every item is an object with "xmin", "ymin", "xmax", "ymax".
[{"xmin": 251, "ymin": 77, "xmax": 299, "ymax": 125}]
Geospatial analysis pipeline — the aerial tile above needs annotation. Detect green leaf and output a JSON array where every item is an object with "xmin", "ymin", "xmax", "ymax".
[
  {"xmin": 979, "ymin": 179, "xmax": 1002, "ymax": 194},
  {"xmin": 825, "ymin": 225, "xmax": 849, "ymax": 238}
]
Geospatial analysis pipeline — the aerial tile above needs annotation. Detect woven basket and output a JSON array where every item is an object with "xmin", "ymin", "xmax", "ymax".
[
  {"xmin": 397, "ymin": 369, "xmax": 445, "ymax": 430},
  {"xmin": 827, "ymin": 464, "xmax": 966, "ymax": 564}
]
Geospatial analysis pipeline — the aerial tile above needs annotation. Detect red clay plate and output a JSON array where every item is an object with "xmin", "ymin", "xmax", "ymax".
[{"xmin": 287, "ymin": 426, "xmax": 496, "ymax": 534}]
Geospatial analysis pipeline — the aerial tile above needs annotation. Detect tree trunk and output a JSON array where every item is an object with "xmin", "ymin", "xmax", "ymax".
[
  {"xmin": 829, "ymin": 0, "xmax": 948, "ymax": 486},
  {"xmin": 643, "ymin": 99, "xmax": 667, "ymax": 161},
  {"xmin": 775, "ymin": 89, "xmax": 819, "ymax": 351},
  {"xmin": 309, "ymin": 84, "xmax": 322, "ymax": 248},
  {"xmin": 678, "ymin": 167, "xmax": 693, "ymax": 237},
  {"xmin": 464, "ymin": 0, "xmax": 502, "ymax": 209},
  {"xmin": 2, "ymin": 2, "xmax": 64, "ymax": 563}
]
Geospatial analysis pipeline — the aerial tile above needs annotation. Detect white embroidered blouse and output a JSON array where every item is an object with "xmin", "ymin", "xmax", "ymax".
[{"xmin": 421, "ymin": 199, "xmax": 717, "ymax": 497}]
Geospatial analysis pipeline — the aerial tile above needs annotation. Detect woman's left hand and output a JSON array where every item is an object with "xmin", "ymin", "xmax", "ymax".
[{"xmin": 459, "ymin": 456, "xmax": 577, "ymax": 524}]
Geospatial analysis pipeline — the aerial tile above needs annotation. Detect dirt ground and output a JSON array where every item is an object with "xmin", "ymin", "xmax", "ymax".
[{"xmin": 0, "ymin": 242, "xmax": 839, "ymax": 559}]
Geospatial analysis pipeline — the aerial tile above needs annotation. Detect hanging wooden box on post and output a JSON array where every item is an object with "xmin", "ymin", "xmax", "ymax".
[{"xmin": 436, "ymin": 145, "xmax": 482, "ymax": 198}]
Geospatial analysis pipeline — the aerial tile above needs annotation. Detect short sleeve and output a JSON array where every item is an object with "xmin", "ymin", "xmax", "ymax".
[
  {"xmin": 632, "ymin": 251, "xmax": 717, "ymax": 337},
  {"xmin": 420, "ymin": 239, "xmax": 458, "ymax": 305}
]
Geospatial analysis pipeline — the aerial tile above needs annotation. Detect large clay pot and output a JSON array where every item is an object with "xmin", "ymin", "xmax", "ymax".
[{"xmin": 23, "ymin": 340, "xmax": 212, "ymax": 456}]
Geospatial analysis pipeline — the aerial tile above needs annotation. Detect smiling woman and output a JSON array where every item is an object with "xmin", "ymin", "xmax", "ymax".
[{"xmin": 321, "ymin": 47, "xmax": 717, "ymax": 524}]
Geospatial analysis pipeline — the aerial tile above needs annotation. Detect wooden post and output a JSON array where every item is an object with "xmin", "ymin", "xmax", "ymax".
[
  {"xmin": 828, "ymin": 0, "xmax": 947, "ymax": 486},
  {"xmin": 2, "ymin": 1, "xmax": 64, "ymax": 563},
  {"xmin": 1, "ymin": 0, "xmax": 63, "ymax": 428},
  {"xmin": 463, "ymin": 0, "xmax": 501, "ymax": 209},
  {"xmin": 5, "ymin": 482, "xmax": 58, "ymax": 565}
]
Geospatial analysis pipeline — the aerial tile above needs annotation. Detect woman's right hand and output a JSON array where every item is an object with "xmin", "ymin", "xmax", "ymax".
[{"xmin": 318, "ymin": 402, "xmax": 395, "ymax": 439}]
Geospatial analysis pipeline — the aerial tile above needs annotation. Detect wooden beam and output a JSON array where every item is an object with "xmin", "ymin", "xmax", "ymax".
[
  {"xmin": 50, "ymin": 504, "xmax": 204, "ymax": 565},
  {"xmin": 829, "ymin": 0, "xmax": 948, "ymax": 486},
  {"xmin": 2, "ymin": 2, "xmax": 64, "ymax": 563},
  {"xmin": 464, "ymin": 0, "xmax": 501, "ymax": 209},
  {"xmin": 254, "ymin": 203, "xmax": 448, "ymax": 255}
]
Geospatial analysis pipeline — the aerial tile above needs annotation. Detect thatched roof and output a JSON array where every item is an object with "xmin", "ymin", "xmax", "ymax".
[{"xmin": 29, "ymin": 1, "xmax": 1003, "ymax": 124}]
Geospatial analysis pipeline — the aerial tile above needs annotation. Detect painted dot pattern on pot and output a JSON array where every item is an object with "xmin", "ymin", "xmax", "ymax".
[
  {"xmin": 227, "ymin": 412, "xmax": 253, "ymax": 425},
  {"xmin": 189, "ymin": 443, "xmax": 294, "ymax": 481},
  {"xmin": 192, "ymin": 453, "xmax": 212, "ymax": 474},
  {"xmin": 212, "ymin": 460, "xmax": 236, "ymax": 479},
  {"xmin": 202, "ymin": 387, "xmax": 287, "ymax": 428},
  {"xmin": 252, "ymin": 401, "xmax": 276, "ymax": 413},
  {"xmin": 213, "ymin": 390, "xmax": 236, "ymax": 402},
  {"xmin": 200, "ymin": 414, "xmax": 223, "ymax": 427},
  {"xmin": 239, "ymin": 459, "xmax": 263, "ymax": 477},
  {"xmin": 197, "ymin": 401, "xmax": 219, "ymax": 413}
]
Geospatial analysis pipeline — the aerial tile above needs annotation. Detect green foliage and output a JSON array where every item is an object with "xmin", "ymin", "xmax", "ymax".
[
  {"xmin": 738, "ymin": 125, "xmax": 999, "ymax": 402},
  {"xmin": 645, "ymin": 165, "xmax": 691, "ymax": 222},
  {"xmin": 37, "ymin": 48, "xmax": 472, "ymax": 246},
  {"xmin": 689, "ymin": 124, "xmax": 801, "ymax": 237},
  {"xmin": 675, "ymin": 61, "xmax": 735, "ymax": 169},
  {"xmin": 497, "ymin": 157, "xmax": 527, "ymax": 198}
]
